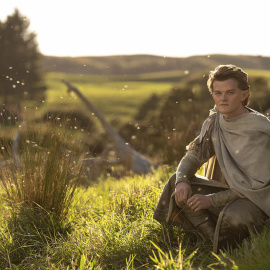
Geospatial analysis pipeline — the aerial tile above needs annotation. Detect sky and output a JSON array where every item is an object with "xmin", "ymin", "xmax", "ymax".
[{"xmin": 1, "ymin": 0, "xmax": 270, "ymax": 58}]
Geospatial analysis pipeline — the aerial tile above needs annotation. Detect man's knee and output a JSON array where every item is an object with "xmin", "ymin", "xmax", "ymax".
[{"xmin": 221, "ymin": 199, "xmax": 266, "ymax": 234}]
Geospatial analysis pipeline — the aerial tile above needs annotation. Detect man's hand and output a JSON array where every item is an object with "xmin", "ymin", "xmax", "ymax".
[
  {"xmin": 175, "ymin": 182, "xmax": 192, "ymax": 206},
  {"xmin": 187, "ymin": 194, "xmax": 212, "ymax": 212}
]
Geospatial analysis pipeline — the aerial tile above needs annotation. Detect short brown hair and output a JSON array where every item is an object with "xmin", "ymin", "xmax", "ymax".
[{"xmin": 207, "ymin": 64, "xmax": 250, "ymax": 106}]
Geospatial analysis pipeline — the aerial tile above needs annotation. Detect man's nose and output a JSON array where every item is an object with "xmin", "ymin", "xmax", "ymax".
[{"xmin": 220, "ymin": 93, "xmax": 227, "ymax": 100}]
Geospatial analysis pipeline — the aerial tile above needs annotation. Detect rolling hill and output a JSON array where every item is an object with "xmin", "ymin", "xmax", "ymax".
[{"xmin": 42, "ymin": 54, "xmax": 270, "ymax": 75}]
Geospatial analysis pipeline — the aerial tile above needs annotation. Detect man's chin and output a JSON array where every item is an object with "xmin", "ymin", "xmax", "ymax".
[{"xmin": 217, "ymin": 106, "xmax": 230, "ymax": 114}]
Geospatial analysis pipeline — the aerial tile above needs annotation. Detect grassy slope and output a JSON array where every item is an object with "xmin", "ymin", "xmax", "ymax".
[
  {"xmin": 0, "ymin": 166, "xmax": 269, "ymax": 269},
  {"xmin": 41, "ymin": 72, "xmax": 175, "ymax": 124}
]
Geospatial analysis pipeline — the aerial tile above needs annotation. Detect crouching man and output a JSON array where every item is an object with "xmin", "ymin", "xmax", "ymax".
[{"xmin": 154, "ymin": 64, "xmax": 270, "ymax": 252}]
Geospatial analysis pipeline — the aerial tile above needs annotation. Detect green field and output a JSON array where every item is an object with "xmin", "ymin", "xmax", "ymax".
[{"xmin": 43, "ymin": 72, "xmax": 175, "ymax": 124}]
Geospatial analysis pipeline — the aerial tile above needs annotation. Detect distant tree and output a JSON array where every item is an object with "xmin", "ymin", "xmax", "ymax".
[{"xmin": 0, "ymin": 9, "xmax": 45, "ymax": 107}]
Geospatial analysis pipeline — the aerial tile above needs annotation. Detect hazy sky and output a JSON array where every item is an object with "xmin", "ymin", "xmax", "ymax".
[{"xmin": 1, "ymin": 0, "xmax": 270, "ymax": 57}]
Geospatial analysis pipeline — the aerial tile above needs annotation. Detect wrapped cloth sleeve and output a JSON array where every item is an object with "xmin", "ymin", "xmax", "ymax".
[
  {"xmin": 175, "ymin": 148, "xmax": 207, "ymax": 185},
  {"xmin": 207, "ymin": 189, "xmax": 240, "ymax": 208},
  {"xmin": 175, "ymin": 133, "xmax": 215, "ymax": 186}
]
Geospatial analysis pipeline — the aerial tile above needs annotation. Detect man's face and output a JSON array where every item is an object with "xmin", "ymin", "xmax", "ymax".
[{"xmin": 211, "ymin": 79, "xmax": 249, "ymax": 119}]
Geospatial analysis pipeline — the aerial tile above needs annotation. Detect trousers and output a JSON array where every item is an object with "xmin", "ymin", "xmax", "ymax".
[
  {"xmin": 179, "ymin": 183, "xmax": 267, "ymax": 252},
  {"xmin": 153, "ymin": 173, "xmax": 268, "ymax": 253}
]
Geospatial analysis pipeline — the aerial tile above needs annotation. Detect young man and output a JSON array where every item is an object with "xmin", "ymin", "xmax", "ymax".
[{"xmin": 153, "ymin": 65, "xmax": 270, "ymax": 252}]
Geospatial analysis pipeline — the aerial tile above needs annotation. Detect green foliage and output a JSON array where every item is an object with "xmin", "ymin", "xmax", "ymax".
[
  {"xmin": 0, "ymin": 9, "xmax": 45, "ymax": 104},
  {"xmin": 119, "ymin": 81, "xmax": 210, "ymax": 163}
]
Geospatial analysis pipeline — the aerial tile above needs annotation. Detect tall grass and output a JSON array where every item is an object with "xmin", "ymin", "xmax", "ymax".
[
  {"xmin": 0, "ymin": 119, "xmax": 83, "ymax": 220},
  {"xmin": 0, "ymin": 118, "xmax": 85, "ymax": 267}
]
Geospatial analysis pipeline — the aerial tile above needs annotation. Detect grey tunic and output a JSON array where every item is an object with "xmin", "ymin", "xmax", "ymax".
[{"xmin": 175, "ymin": 107, "xmax": 270, "ymax": 215}]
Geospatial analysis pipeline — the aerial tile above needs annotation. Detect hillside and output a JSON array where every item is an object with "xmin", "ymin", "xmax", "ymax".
[{"xmin": 42, "ymin": 54, "xmax": 270, "ymax": 75}]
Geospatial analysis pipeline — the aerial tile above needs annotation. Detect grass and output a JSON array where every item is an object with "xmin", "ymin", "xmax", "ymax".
[
  {"xmin": 1, "ymin": 159, "xmax": 270, "ymax": 269},
  {"xmin": 0, "ymin": 118, "xmax": 84, "ymax": 268},
  {"xmin": 0, "ymin": 165, "xmax": 169, "ymax": 269},
  {"xmin": 41, "ymin": 72, "xmax": 174, "ymax": 124},
  {"xmin": 0, "ymin": 120, "xmax": 82, "ymax": 219}
]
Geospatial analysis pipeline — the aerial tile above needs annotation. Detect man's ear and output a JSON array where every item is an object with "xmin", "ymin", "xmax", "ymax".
[{"xmin": 241, "ymin": 89, "xmax": 250, "ymax": 101}]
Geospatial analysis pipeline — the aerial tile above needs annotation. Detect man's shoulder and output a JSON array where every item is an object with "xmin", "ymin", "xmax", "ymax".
[
  {"xmin": 202, "ymin": 109, "xmax": 217, "ymax": 128},
  {"xmin": 195, "ymin": 111, "xmax": 217, "ymax": 144},
  {"xmin": 246, "ymin": 107, "xmax": 270, "ymax": 125}
]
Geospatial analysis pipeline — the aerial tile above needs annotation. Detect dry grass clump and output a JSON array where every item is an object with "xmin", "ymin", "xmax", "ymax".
[{"xmin": 0, "ymin": 120, "xmax": 82, "ymax": 221}]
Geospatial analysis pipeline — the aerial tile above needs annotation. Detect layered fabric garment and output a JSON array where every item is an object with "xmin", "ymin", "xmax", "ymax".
[
  {"xmin": 212, "ymin": 108, "xmax": 270, "ymax": 216},
  {"xmin": 153, "ymin": 107, "xmax": 270, "ymax": 252}
]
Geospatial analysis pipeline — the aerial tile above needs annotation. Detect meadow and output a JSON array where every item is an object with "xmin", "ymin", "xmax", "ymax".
[
  {"xmin": 0, "ymin": 69, "xmax": 270, "ymax": 269},
  {"xmin": 42, "ymin": 72, "xmax": 178, "ymax": 125}
]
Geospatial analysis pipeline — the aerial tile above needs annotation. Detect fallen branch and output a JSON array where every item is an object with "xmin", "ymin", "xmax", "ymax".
[{"xmin": 62, "ymin": 80, "xmax": 153, "ymax": 174}]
